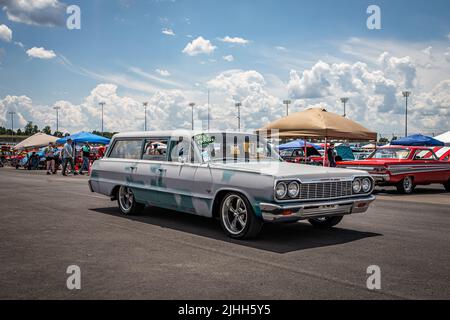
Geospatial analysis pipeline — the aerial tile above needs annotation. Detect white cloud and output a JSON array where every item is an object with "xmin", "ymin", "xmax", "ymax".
[
  {"xmin": 207, "ymin": 70, "xmax": 282, "ymax": 130},
  {"xmin": 0, "ymin": 84, "xmax": 194, "ymax": 133},
  {"xmin": 182, "ymin": 36, "xmax": 216, "ymax": 56},
  {"xmin": 422, "ymin": 46, "xmax": 433, "ymax": 57},
  {"xmin": 222, "ymin": 55, "xmax": 234, "ymax": 62},
  {"xmin": 155, "ymin": 68, "xmax": 170, "ymax": 76},
  {"xmin": 0, "ymin": 24, "xmax": 12, "ymax": 42},
  {"xmin": 0, "ymin": 0, "xmax": 67, "ymax": 26},
  {"xmin": 162, "ymin": 28, "xmax": 175, "ymax": 36},
  {"xmin": 26, "ymin": 47, "xmax": 56, "ymax": 59},
  {"xmin": 275, "ymin": 46, "xmax": 287, "ymax": 51},
  {"xmin": 218, "ymin": 36, "xmax": 249, "ymax": 45}
]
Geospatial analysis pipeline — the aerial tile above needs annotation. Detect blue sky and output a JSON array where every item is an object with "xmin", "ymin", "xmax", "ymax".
[{"xmin": 0, "ymin": 0, "xmax": 449, "ymax": 136}]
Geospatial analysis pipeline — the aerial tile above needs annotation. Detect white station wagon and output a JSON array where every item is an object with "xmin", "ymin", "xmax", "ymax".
[{"xmin": 89, "ymin": 131, "xmax": 375, "ymax": 239}]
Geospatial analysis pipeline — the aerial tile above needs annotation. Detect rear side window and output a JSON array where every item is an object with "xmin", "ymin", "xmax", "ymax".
[
  {"xmin": 108, "ymin": 140, "xmax": 142, "ymax": 159},
  {"xmin": 142, "ymin": 139, "xmax": 168, "ymax": 161}
]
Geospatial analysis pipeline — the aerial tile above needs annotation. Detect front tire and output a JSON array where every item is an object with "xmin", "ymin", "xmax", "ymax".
[
  {"xmin": 117, "ymin": 185, "xmax": 144, "ymax": 215},
  {"xmin": 396, "ymin": 176, "xmax": 415, "ymax": 194},
  {"xmin": 219, "ymin": 192, "xmax": 263, "ymax": 239},
  {"xmin": 308, "ymin": 216, "xmax": 343, "ymax": 228}
]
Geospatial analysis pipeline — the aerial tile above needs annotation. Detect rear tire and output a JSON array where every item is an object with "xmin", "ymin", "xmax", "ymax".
[
  {"xmin": 308, "ymin": 216, "xmax": 343, "ymax": 228},
  {"xmin": 396, "ymin": 176, "xmax": 415, "ymax": 194},
  {"xmin": 117, "ymin": 185, "xmax": 144, "ymax": 215},
  {"xmin": 219, "ymin": 192, "xmax": 263, "ymax": 239},
  {"xmin": 444, "ymin": 179, "xmax": 450, "ymax": 192}
]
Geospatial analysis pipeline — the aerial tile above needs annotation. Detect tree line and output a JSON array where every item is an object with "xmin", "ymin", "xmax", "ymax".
[{"xmin": 0, "ymin": 122, "xmax": 115, "ymax": 139}]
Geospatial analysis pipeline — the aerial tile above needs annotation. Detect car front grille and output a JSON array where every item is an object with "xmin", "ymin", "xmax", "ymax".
[{"xmin": 299, "ymin": 181, "xmax": 353, "ymax": 200}]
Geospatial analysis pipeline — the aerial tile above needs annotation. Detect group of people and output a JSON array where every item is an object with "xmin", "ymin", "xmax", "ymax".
[{"xmin": 43, "ymin": 139, "xmax": 92, "ymax": 176}]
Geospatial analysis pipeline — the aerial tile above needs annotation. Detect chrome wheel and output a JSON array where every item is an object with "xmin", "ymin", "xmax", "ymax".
[
  {"xmin": 403, "ymin": 176, "xmax": 413, "ymax": 193},
  {"xmin": 119, "ymin": 185, "xmax": 134, "ymax": 214},
  {"xmin": 221, "ymin": 194, "xmax": 248, "ymax": 235}
]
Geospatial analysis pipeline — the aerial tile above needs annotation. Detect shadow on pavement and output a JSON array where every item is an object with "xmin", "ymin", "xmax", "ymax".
[
  {"xmin": 90, "ymin": 206, "xmax": 381, "ymax": 254},
  {"xmin": 374, "ymin": 185, "xmax": 447, "ymax": 196}
]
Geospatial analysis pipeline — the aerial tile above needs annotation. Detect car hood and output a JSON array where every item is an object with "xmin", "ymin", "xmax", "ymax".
[{"xmin": 210, "ymin": 161, "xmax": 369, "ymax": 181}]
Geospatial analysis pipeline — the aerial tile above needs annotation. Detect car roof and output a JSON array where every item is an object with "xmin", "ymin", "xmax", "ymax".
[{"xmin": 112, "ymin": 130, "xmax": 256, "ymax": 139}]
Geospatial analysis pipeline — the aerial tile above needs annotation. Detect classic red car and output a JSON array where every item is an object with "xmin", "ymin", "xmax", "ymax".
[
  {"xmin": 337, "ymin": 146, "xmax": 450, "ymax": 194},
  {"xmin": 279, "ymin": 147, "xmax": 323, "ymax": 164}
]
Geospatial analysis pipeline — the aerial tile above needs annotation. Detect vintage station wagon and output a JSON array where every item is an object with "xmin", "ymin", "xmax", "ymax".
[{"xmin": 89, "ymin": 131, "xmax": 376, "ymax": 239}]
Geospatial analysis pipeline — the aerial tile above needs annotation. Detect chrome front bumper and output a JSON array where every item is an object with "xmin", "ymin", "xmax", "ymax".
[
  {"xmin": 260, "ymin": 195, "xmax": 376, "ymax": 222},
  {"xmin": 370, "ymin": 174, "xmax": 390, "ymax": 183}
]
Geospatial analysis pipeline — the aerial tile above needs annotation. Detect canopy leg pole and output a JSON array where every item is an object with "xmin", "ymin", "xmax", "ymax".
[
  {"xmin": 304, "ymin": 137, "xmax": 307, "ymax": 164},
  {"xmin": 323, "ymin": 137, "xmax": 327, "ymax": 167}
]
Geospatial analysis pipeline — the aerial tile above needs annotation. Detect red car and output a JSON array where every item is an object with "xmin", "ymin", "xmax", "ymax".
[{"xmin": 337, "ymin": 146, "xmax": 450, "ymax": 194}]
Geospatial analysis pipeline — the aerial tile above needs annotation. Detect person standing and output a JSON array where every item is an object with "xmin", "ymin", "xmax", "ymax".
[
  {"xmin": 327, "ymin": 142, "xmax": 336, "ymax": 167},
  {"xmin": 62, "ymin": 138, "xmax": 77, "ymax": 176},
  {"xmin": 44, "ymin": 142, "xmax": 55, "ymax": 175},
  {"xmin": 79, "ymin": 142, "xmax": 91, "ymax": 175}
]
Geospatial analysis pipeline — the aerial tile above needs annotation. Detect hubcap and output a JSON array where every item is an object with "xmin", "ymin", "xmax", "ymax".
[
  {"xmin": 221, "ymin": 195, "xmax": 248, "ymax": 235},
  {"xmin": 404, "ymin": 177, "xmax": 412, "ymax": 192},
  {"xmin": 119, "ymin": 186, "xmax": 134, "ymax": 212}
]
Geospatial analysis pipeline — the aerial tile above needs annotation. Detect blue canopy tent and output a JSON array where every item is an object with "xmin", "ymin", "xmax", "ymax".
[
  {"xmin": 391, "ymin": 134, "xmax": 444, "ymax": 147},
  {"xmin": 278, "ymin": 139, "xmax": 322, "ymax": 150},
  {"xmin": 56, "ymin": 132, "xmax": 110, "ymax": 145}
]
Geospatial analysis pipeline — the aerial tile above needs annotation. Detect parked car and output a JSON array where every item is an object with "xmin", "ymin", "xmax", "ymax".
[
  {"xmin": 337, "ymin": 146, "xmax": 450, "ymax": 194},
  {"xmin": 279, "ymin": 146, "xmax": 322, "ymax": 164},
  {"xmin": 89, "ymin": 131, "xmax": 376, "ymax": 239}
]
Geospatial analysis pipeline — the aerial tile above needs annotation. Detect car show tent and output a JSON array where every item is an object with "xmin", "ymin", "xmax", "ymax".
[
  {"xmin": 258, "ymin": 108, "xmax": 377, "ymax": 140},
  {"xmin": 435, "ymin": 131, "xmax": 450, "ymax": 146},
  {"xmin": 13, "ymin": 133, "xmax": 58, "ymax": 150},
  {"xmin": 258, "ymin": 107, "xmax": 377, "ymax": 165},
  {"xmin": 56, "ymin": 132, "xmax": 110, "ymax": 145},
  {"xmin": 391, "ymin": 134, "xmax": 444, "ymax": 147}
]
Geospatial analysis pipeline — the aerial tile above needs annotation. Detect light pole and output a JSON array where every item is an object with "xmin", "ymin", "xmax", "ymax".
[
  {"xmin": 7, "ymin": 111, "xmax": 16, "ymax": 143},
  {"xmin": 283, "ymin": 99, "xmax": 291, "ymax": 116},
  {"xmin": 340, "ymin": 97, "xmax": 349, "ymax": 117},
  {"xmin": 53, "ymin": 106, "xmax": 61, "ymax": 134},
  {"xmin": 143, "ymin": 102, "xmax": 148, "ymax": 131},
  {"xmin": 189, "ymin": 102, "xmax": 195, "ymax": 130},
  {"xmin": 235, "ymin": 102, "xmax": 242, "ymax": 131},
  {"xmin": 98, "ymin": 102, "xmax": 105, "ymax": 136},
  {"xmin": 207, "ymin": 90, "xmax": 210, "ymax": 130},
  {"xmin": 402, "ymin": 91, "xmax": 411, "ymax": 137}
]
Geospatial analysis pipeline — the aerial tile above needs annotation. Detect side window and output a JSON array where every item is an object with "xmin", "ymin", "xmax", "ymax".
[
  {"xmin": 142, "ymin": 139, "xmax": 168, "ymax": 161},
  {"xmin": 168, "ymin": 137, "xmax": 191, "ymax": 163},
  {"xmin": 414, "ymin": 150, "xmax": 436, "ymax": 160},
  {"xmin": 109, "ymin": 140, "xmax": 142, "ymax": 159}
]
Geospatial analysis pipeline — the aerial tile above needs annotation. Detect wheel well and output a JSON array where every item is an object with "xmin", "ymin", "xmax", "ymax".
[
  {"xmin": 212, "ymin": 190, "xmax": 250, "ymax": 218},
  {"xmin": 110, "ymin": 185, "xmax": 120, "ymax": 200}
]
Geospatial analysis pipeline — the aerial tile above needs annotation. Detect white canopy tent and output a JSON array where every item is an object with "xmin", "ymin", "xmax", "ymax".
[
  {"xmin": 435, "ymin": 131, "xmax": 450, "ymax": 146},
  {"xmin": 13, "ymin": 133, "xmax": 58, "ymax": 150}
]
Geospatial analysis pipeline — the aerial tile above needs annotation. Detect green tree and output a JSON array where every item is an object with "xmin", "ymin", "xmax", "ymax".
[
  {"xmin": 33, "ymin": 125, "xmax": 39, "ymax": 134},
  {"xmin": 24, "ymin": 122, "xmax": 34, "ymax": 135},
  {"xmin": 42, "ymin": 126, "xmax": 51, "ymax": 135}
]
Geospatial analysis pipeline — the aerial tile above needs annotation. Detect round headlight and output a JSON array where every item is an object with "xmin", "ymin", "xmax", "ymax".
[
  {"xmin": 287, "ymin": 181, "xmax": 300, "ymax": 198},
  {"xmin": 275, "ymin": 182, "xmax": 287, "ymax": 199},
  {"xmin": 362, "ymin": 177, "xmax": 371, "ymax": 192},
  {"xmin": 352, "ymin": 179, "xmax": 362, "ymax": 193}
]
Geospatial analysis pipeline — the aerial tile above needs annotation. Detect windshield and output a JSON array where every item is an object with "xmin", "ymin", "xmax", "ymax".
[
  {"xmin": 368, "ymin": 148, "xmax": 410, "ymax": 159},
  {"xmin": 193, "ymin": 133, "xmax": 281, "ymax": 163}
]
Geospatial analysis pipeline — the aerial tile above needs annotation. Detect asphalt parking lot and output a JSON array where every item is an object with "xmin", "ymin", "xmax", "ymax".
[{"xmin": 0, "ymin": 167, "xmax": 449, "ymax": 299}]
